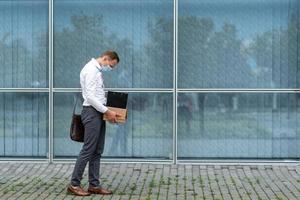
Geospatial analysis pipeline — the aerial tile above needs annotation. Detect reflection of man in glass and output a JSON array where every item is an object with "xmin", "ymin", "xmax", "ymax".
[
  {"xmin": 108, "ymin": 123, "xmax": 128, "ymax": 156},
  {"xmin": 178, "ymin": 94, "xmax": 193, "ymax": 134},
  {"xmin": 108, "ymin": 96, "xmax": 137, "ymax": 156},
  {"xmin": 68, "ymin": 51, "xmax": 120, "ymax": 196}
]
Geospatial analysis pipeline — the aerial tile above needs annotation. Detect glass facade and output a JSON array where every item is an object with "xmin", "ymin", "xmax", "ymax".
[
  {"xmin": 178, "ymin": 93, "xmax": 300, "ymax": 159},
  {"xmin": 0, "ymin": 0, "xmax": 300, "ymax": 161},
  {"xmin": 178, "ymin": 0, "xmax": 300, "ymax": 88},
  {"xmin": 54, "ymin": 92, "xmax": 173, "ymax": 159},
  {"xmin": 0, "ymin": 0, "xmax": 48, "ymax": 88},
  {"xmin": 0, "ymin": 93, "xmax": 48, "ymax": 157},
  {"xmin": 53, "ymin": 0, "xmax": 173, "ymax": 88}
]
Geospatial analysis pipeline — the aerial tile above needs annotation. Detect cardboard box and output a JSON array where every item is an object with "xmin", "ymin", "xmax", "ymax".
[{"xmin": 103, "ymin": 91, "xmax": 128, "ymax": 123}]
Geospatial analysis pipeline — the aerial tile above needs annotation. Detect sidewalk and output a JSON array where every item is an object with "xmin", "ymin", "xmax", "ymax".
[{"xmin": 0, "ymin": 162, "xmax": 299, "ymax": 200}]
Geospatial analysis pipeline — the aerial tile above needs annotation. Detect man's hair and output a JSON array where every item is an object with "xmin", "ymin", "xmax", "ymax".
[{"xmin": 100, "ymin": 51, "xmax": 120, "ymax": 63}]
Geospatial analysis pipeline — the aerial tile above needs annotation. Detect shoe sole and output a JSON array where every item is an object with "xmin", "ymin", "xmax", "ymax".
[{"xmin": 88, "ymin": 190, "xmax": 112, "ymax": 195}]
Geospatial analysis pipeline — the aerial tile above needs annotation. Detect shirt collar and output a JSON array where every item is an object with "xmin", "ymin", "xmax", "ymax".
[{"xmin": 91, "ymin": 58, "xmax": 101, "ymax": 70}]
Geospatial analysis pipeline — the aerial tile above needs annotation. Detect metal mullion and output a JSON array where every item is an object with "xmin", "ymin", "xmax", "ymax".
[
  {"xmin": 53, "ymin": 158, "xmax": 173, "ymax": 164},
  {"xmin": 177, "ymin": 90, "xmax": 300, "ymax": 93},
  {"xmin": 1, "ymin": 158, "xmax": 299, "ymax": 165},
  {"xmin": 0, "ymin": 88, "xmax": 49, "ymax": 92},
  {"xmin": 103, "ymin": 88, "xmax": 174, "ymax": 92},
  {"xmin": 178, "ymin": 88, "xmax": 300, "ymax": 92},
  {"xmin": 177, "ymin": 159, "xmax": 300, "ymax": 165},
  {"xmin": 0, "ymin": 158, "xmax": 48, "ymax": 162},
  {"xmin": 173, "ymin": 0, "xmax": 178, "ymax": 164},
  {"xmin": 53, "ymin": 88, "xmax": 174, "ymax": 92},
  {"xmin": 48, "ymin": 0, "xmax": 53, "ymax": 163}
]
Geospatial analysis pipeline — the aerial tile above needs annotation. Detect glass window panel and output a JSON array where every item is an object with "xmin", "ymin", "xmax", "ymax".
[
  {"xmin": 0, "ymin": 93, "xmax": 48, "ymax": 157},
  {"xmin": 178, "ymin": 93, "xmax": 300, "ymax": 159},
  {"xmin": 0, "ymin": 0, "xmax": 48, "ymax": 88},
  {"xmin": 54, "ymin": 0, "xmax": 173, "ymax": 88},
  {"xmin": 178, "ymin": 0, "xmax": 300, "ymax": 88},
  {"xmin": 54, "ymin": 92, "xmax": 173, "ymax": 159}
]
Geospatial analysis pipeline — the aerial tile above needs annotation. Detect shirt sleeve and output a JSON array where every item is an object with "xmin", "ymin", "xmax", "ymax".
[{"xmin": 84, "ymin": 70, "xmax": 108, "ymax": 113}]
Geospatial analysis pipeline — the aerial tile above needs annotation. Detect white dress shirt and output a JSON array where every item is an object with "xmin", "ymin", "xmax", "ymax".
[{"xmin": 80, "ymin": 58, "xmax": 108, "ymax": 113}]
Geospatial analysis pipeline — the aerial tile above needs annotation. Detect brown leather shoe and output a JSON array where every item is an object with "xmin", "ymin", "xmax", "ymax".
[
  {"xmin": 67, "ymin": 184, "xmax": 91, "ymax": 196},
  {"xmin": 88, "ymin": 186, "xmax": 113, "ymax": 195}
]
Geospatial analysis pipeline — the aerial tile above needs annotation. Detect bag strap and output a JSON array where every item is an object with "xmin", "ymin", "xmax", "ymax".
[{"xmin": 72, "ymin": 94, "xmax": 83, "ymax": 115}]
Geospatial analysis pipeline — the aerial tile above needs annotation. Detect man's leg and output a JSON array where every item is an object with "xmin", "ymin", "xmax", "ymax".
[
  {"xmin": 70, "ymin": 107, "xmax": 101, "ymax": 186},
  {"xmin": 88, "ymin": 116, "xmax": 106, "ymax": 187},
  {"xmin": 85, "ymin": 114, "xmax": 113, "ymax": 195}
]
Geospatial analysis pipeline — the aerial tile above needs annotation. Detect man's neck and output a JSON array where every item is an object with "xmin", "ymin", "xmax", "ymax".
[{"xmin": 96, "ymin": 58, "xmax": 102, "ymax": 66}]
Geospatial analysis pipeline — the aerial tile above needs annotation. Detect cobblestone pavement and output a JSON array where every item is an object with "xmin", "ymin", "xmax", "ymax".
[{"xmin": 0, "ymin": 162, "xmax": 300, "ymax": 200}]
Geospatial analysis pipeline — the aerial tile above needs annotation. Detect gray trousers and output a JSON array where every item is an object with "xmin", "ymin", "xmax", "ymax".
[{"xmin": 71, "ymin": 106, "xmax": 106, "ymax": 187}]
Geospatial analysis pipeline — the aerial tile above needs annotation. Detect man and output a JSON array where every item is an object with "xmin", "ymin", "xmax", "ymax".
[{"xmin": 67, "ymin": 51, "xmax": 120, "ymax": 196}]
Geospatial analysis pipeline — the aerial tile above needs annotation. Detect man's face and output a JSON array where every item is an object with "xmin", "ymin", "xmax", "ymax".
[{"xmin": 102, "ymin": 55, "xmax": 118, "ymax": 68}]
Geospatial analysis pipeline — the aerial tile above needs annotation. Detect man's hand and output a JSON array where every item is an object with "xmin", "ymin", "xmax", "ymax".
[{"xmin": 105, "ymin": 109, "xmax": 122, "ymax": 123}]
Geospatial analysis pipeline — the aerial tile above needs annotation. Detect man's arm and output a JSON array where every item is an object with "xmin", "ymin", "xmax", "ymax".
[
  {"xmin": 84, "ymin": 71, "xmax": 120, "ymax": 122},
  {"xmin": 84, "ymin": 71, "xmax": 108, "ymax": 113}
]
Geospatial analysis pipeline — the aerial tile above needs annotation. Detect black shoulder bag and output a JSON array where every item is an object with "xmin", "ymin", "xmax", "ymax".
[{"xmin": 70, "ymin": 95, "xmax": 84, "ymax": 142}]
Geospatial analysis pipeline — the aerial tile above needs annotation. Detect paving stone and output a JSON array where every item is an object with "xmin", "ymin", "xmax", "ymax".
[{"xmin": 0, "ymin": 163, "xmax": 300, "ymax": 200}]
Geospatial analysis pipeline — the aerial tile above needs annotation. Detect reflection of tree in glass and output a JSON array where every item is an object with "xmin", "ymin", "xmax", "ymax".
[
  {"xmin": 144, "ymin": 17, "xmax": 173, "ymax": 88},
  {"xmin": 0, "ymin": 35, "xmax": 34, "ymax": 87},
  {"xmin": 178, "ymin": 16, "xmax": 253, "ymax": 88},
  {"xmin": 54, "ymin": 14, "xmax": 132, "ymax": 87},
  {"xmin": 246, "ymin": 11, "xmax": 298, "ymax": 88}
]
